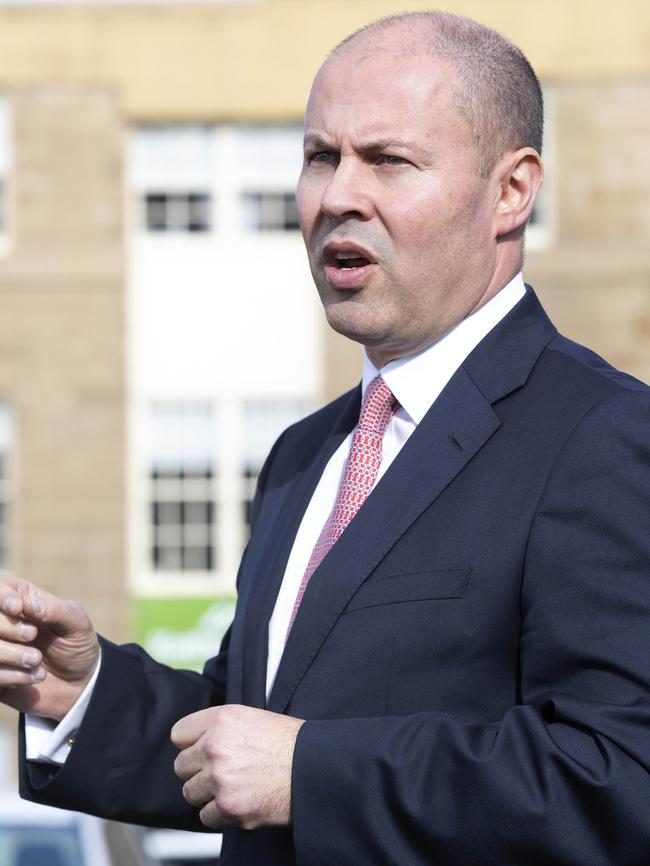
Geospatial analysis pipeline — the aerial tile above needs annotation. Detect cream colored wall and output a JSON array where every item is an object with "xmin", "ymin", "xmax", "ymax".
[
  {"xmin": 0, "ymin": 83, "xmax": 126, "ymax": 786},
  {"xmin": 0, "ymin": 84, "xmax": 127, "ymax": 636},
  {"xmin": 0, "ymin": 1, "xmax": 647, "ymax": 120}
]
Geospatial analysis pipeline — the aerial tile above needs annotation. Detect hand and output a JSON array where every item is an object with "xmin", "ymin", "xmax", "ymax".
[
  {"xmin": 0, "ymin": 575, "xmax": 100, "ymax": 720},
  {"xmin": 172, "ymin": 704, "xmax": 305, "ymax": 830}
]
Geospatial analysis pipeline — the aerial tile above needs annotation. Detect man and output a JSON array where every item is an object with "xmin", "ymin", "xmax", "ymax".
[{"xmin": 1, "ymin": 11, "xmax": 650, "ymax": 865}]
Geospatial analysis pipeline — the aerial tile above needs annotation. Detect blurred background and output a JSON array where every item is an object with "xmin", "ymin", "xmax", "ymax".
[{"xmin": 0, "ymin": 0, "xmax": 648, "ymax": 861}]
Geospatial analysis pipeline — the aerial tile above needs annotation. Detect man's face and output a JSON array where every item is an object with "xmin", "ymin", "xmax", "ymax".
[{"xmin": 296, "ymin": 50, "xmax": 500, "ymax": 367}]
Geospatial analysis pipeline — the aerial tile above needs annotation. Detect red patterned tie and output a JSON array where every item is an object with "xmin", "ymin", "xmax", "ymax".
[{"xmin": 286, "ymin": 376, "xmax": 398, "ymax": 637}]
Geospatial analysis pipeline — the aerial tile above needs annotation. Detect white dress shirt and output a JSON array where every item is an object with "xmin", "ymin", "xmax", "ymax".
[{"xmin": 27, "ymin": 273, "xmax": 526, "ymax": 762}]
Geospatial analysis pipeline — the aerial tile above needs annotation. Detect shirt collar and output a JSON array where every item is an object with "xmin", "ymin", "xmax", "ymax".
[{"xmin": 362, "ymin": 273, "xmax": 527, "ymax": 424}]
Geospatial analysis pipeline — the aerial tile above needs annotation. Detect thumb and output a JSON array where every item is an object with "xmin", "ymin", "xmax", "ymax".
[{"xmin": 171, "ymin": 707, "xmax": 216, "ymax": 749}]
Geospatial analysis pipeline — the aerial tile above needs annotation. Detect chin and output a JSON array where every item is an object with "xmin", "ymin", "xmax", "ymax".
[{"xmin": 324, "ymin": 303, "xmax": 386, "ymax": 348}]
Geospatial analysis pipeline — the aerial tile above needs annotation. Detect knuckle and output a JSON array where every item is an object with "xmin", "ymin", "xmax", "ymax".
[
  {"xmin": 216, "ymin": 790, "xmax": 255, "ymax": 827},
  {"xmin": 203, "ymin": 735, "xmax": 222, "ymax": 761},
  {"xmin": 181, "ymin": 783, "xmax": 198, "ymax": 807},
  {"xmin": 215, "ymin": 792, "xmax": 239, "ymax": 823},
  {"xmin": 199, "ymin": 803, "xmax": 220, "ymax": 829},
  {"xmin": 206, "ymin": 764, "xmax": 223, "ymax": 788}
]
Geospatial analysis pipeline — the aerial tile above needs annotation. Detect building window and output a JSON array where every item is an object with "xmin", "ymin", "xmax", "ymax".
[
  {"xmin": 145, "ymin": 192, "xmax": 211, "ymax": 233},
  {"xmin": 237, "ymin": 125, "xmax": 303, "ymax": 233},
  {"xmin": 147, "ymin": 403, "xmax": 216, "ymax": 574},
  {"xmin": 0, "ymin": 404, "xmax": 13, "ymax": 573},
  {"xmin": 131, "ymin": 125, "xmax": 213, "ymax": 234},
  {"xmin": 134, "ymin": 399, "xmax": 312, "ymax": 590},
  {"xmin": 241, "ymin": 191, "xmax": 299, "ymax": 232}
]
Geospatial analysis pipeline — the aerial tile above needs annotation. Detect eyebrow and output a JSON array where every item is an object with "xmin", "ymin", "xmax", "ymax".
[
  {"xmin": 303, "ymin": 133, "xmax": 332, "ymax": 151},
  {"xmin": 362, "ymin": 137, "xmax": 417, "ymax": 152}
]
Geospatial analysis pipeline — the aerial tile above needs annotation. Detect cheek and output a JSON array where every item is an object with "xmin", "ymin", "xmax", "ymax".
[
  {"xmin": 295, "ymin": 181, "xmax": 318, "ymax": 238},
  {"xmin": 401, "ymin": 186, "xmax": 487, "ymax": 256},
  {"xmin": 384, "ymin": 183, "xmax": 454, "ymax": 246}
]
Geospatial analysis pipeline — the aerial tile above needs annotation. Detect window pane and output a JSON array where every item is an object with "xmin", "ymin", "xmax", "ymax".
[
  {"xmin": 166, "ymin": 194, "xmax": 189, "ymax": 231},
  {"xmin": 282, "ymin": 194, "xmax": 300, "ymax": 231},
  {"xmin": 154, "ymin": 546, "xmax": 183, "ymax": 572},
  {"xmin": 183, "ymin": 524, "xmax": 211, "ymax": 546},
  {"xmin": 143, "ymin": 191, "xmax": 212, "ymax": 233},
  {"xmin": 153, "ymin": 502, "xmax": 182, "ymax": 525},
  {"xmin": 241, "ymin": 191, "xmax": 299, "ymax": 232},
  {"xmin": 145, "ymin": 193, "xmax": 167, "ymax": 231},
  {"xmin": 146, "ymin": 403, "xmax": 216, "ymax": 573},
  {"xmin": 184, "ymin": 502, "xmax": 211, "ymax": 524},
  {"xmin": 188, "ymin": 193, "xmax": 211, "ymax": 232},
  {"xmin": 183, "ymin": 546, "xmax": 210, "ymax": 571}
]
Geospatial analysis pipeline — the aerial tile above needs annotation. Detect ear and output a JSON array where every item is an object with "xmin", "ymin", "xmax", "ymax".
[{"xmin": 491, "ymin": 148, "xmax": 544, "ymax": 237}]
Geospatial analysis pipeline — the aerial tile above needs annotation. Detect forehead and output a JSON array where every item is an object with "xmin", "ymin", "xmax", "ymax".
[{"xmin": 305, "ymin": 50, "xmax": 465, "ymax": 144}]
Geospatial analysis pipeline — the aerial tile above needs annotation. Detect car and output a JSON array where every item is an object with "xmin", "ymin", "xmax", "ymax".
[
  {"xmin": 0, "ymin": 790, "xmax": 222, "ymax": 866},
  {"xmin": 0, "ymin": 791, "xmax": 151, "ymax": 866}
]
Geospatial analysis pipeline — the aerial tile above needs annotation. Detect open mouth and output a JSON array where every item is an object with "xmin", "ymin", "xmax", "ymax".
[
  {"xmin": 332, "ymin": 253, "xmax": 372, "ymax": 270},
  {"xmin": 322, "ymin": 243, "xmax": 376, "ymax": 289}
]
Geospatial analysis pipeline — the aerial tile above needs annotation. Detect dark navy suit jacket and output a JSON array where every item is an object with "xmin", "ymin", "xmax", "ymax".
[{"xmin": 21, "ymin": 289, "xmax": 650, "ymax": 865}]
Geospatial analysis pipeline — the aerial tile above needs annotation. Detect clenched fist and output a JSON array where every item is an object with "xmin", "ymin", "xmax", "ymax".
[{"xmin": 172, "ymin": 704, "xmax": 304, "ymax": 830}]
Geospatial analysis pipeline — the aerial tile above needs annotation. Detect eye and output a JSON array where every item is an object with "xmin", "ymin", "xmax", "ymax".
[
  {"xmin": 378, "ymin": 154, "xmax": 409, "ymax": 166},
  {"xmin": 306, "ymin": 150, "xmax": 338, "ymax": 166}
]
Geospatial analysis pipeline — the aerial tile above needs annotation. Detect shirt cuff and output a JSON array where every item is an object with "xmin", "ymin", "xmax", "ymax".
[{"xmin": 24, "ymin": 653, "xmax": 102, "ymax": 765}]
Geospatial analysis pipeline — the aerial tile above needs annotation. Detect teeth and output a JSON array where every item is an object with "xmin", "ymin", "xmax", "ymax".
[{"xmin": 328, "ymin": 249, "xmax": 371, "ymax": 271}]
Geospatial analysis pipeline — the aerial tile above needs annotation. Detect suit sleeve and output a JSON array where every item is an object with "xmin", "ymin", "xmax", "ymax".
[
  {"xmin": 291, "ymin": 388, "xmax": 650, "ymax": 866},
  {"xmin": 19, "ymin": 634, "xmax": 228, "ymax": 830}
]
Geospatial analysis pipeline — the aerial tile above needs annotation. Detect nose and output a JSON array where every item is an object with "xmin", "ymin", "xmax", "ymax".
[{"xmin": 319, "ymin": 157, "xmax": 372, "ymax": 222}]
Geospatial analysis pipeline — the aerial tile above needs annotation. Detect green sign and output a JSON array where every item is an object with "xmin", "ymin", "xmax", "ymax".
[{"xmin": 134, "ymin": 595, "xmax": 236, "ymax": 671}]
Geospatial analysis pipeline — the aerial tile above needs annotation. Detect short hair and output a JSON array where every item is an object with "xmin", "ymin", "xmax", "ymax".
[{"xmin": 333, "ymin": 12, "xmax": 543, "ymax": 177}]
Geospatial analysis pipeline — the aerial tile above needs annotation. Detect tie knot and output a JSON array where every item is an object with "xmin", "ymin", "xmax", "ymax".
[{"xmin": 358, "ymin": 376, "xmax": 397, "ymax": 437}]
